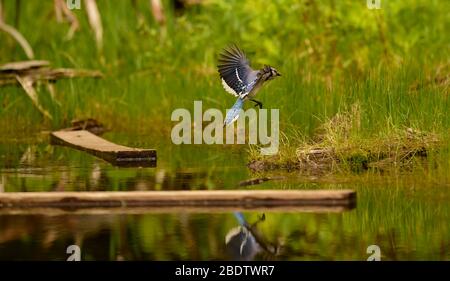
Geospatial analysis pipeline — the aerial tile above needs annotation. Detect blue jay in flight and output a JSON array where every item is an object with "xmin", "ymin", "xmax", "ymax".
[{"xmin": 218, "ymin": 45, "xmax": 281, "ymax": 126}]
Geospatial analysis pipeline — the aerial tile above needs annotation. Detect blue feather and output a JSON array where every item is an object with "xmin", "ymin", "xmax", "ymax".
[
  {"xmin": 233, "ymin": 212, "xmax": 246, "ymax": 226},
  {"xmin": 224, "ymin": 98, "xmax": 244, "ymax": 126}
]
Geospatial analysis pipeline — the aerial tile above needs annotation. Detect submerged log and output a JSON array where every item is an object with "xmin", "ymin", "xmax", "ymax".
[
  {"xmin": 50, "ymin": 130, "xmax": 156, "ymax": 167},
  {"xmin": 0, "ymin": 190, "xmax": 356, "ymax": 209},
  {"xmin": 238, "ymin": 176, "xmax": 285, "ymax": 187}
]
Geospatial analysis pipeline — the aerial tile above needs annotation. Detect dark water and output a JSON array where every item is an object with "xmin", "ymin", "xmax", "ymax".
[{"xmin": 0, "ymin": 133, "xmax": 449, "ymax": 260}]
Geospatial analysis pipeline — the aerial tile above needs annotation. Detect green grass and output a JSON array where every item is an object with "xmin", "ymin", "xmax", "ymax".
[
  {"xmin": 1, "ymin": 0, "xmax": 448, "ymax": 133},
  {"xmin": 248, "ymin": 100, "xmax": 446, "ymax": 174}
]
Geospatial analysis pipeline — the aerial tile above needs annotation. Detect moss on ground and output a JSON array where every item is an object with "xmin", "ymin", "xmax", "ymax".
[{"xmin": 248, "ymin": 104, "xmax": 441, "ymax": 173}]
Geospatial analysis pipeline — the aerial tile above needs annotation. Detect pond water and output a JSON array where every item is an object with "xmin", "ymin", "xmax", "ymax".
[{"xmin": 0, "ymin": 133, "xmax": 448, "ymax": 260}]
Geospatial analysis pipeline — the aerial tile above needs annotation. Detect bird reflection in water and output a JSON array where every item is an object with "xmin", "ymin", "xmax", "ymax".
[{"xmin": 225, "ymin": 212, "xmax": 279, "ymax": 261}]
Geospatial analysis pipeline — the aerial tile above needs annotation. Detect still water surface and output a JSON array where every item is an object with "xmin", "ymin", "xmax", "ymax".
[{"xmin": 0, "ymin": 133, "xmax": 448, "ymax": 260}]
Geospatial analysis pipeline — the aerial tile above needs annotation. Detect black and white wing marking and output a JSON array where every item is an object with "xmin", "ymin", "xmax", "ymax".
[{"xmin": 218, "ymin": 45, "xmax": 255, "ymax": 97}]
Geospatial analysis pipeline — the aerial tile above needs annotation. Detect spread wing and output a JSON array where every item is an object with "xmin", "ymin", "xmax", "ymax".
[{"xmin": 218, "ymin": 45, "xmax": 256, "ymax": 97}]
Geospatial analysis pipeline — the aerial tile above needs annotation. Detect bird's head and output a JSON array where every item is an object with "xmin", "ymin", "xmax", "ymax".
[{"xmin": 261, "ymin": 65, "xmax": 281, "ymax": 81}]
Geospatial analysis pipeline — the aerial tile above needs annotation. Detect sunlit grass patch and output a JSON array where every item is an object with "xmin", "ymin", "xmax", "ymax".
[{"xmin": 248, "ymin": 103, "xmax": 442, "ymax": 174}]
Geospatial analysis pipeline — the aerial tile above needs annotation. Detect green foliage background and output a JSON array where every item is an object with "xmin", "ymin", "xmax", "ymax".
[{"xmin": 0, "ymin": 0, "xmax": 448, "ymax": 137}]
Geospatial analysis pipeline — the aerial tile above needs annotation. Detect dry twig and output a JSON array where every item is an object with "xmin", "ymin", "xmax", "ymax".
[{"xmin": 85, "ymin": 0, "xmax": 103, "ymax": 49}]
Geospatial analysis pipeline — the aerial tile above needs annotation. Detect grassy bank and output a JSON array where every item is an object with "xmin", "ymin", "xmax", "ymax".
[{"xmin": 248, "ymin": 100, "xmax": 446, "ymax": 174}]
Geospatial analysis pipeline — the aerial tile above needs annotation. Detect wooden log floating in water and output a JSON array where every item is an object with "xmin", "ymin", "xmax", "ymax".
[
  {"xmin": 0, "ymin": 205, "xmax": 353, "ymax": 215},
  {"xmin": 0, "ymin": 190, "xmax": 356, "ymax": 209},
  {"xmin": 50, "ymin": 130, "xmax": 156, "ymax": 167}
]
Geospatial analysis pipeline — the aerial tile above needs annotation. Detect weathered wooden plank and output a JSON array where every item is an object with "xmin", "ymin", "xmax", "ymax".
[
  {"xmin": 0, "ymin": 190, "xmax": 356, "ymax": 209},
  {"xmin": 0, "ymin": 205, "xmax": 353, "ymax": 215},
  {"xmin": 50, "ymin": 130, "xmax": 156, "ymax": 167}
]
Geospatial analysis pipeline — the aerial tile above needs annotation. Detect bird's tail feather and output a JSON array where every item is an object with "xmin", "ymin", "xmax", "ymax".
[
  {"xmin": 233, "ymin": 212, "xmax": 246, "ymax": 226},
  {"xmin": 224, "ymin": 98, "xmax": 244, "ymax": 126}
]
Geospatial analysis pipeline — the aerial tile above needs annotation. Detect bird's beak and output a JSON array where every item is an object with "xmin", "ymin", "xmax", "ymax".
[{"xmin": 277, "ymin": 73, "xmax": 282, "ymax": 76}]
